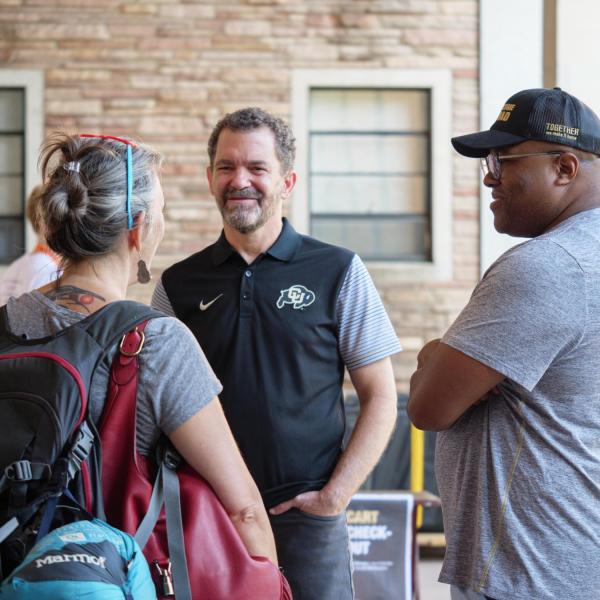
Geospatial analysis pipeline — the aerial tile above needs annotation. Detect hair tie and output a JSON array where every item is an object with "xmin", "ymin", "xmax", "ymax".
[{"xmin": 63, "ymin": 161, "xmax": 81, "ymax": 173}]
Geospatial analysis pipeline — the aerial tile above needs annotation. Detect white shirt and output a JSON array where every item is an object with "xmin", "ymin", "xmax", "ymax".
[{"xmin": 0, "ymin": 249, "xmax": 60, "ymax": 305}]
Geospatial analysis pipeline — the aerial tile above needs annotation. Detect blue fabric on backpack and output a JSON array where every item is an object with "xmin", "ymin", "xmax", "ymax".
[{"xmin": 0, "ymin": 519, "xmax": 156, "ymax": 599}]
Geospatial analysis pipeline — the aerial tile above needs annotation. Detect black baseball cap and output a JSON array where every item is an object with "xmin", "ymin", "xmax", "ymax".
[{"xmin": 452, "ymin": 87, "xmax": 600, "ymax": 158}]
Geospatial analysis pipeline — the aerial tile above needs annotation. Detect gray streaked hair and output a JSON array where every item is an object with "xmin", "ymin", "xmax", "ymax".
[{"xmin": 39, "ymin": 132, "xmax": 162, "ymax": 263}]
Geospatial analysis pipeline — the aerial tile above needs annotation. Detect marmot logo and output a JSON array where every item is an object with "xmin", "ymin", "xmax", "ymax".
[
  {"xmin": 276, "ymin": 285, "xmax": 316, "ymax": 310},
  {"xmin": 35, "ymin": 553, "xmax": 107, "ymax": 569}
]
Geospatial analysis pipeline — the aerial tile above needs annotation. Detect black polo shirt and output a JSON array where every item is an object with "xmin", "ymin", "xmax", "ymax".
[{"xmin": 161, "ymin": 218, "xmax": 355, "ymax": 507}]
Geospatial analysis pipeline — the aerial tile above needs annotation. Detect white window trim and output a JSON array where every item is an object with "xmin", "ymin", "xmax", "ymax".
[
  {"xmin": 0, "ymin": 69, "xmax": 44, "ymax": 255},
  {"xmin": 291, "ymin": 69, "xmax": 453, "ymax": 282},
  {"xmin": 479, "ymin": 0, "xmax": 542, "ymax": 273}
]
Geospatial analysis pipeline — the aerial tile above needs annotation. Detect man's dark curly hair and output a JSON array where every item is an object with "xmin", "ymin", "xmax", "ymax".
[{"xmin": 207, "ymin": 107, "xmax": 296, "ymax": 173}]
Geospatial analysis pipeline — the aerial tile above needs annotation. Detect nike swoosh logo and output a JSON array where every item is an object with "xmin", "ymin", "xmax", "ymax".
[{"xmin": 199, "ymin": 293, "xmax": 223, "ymax": 311}]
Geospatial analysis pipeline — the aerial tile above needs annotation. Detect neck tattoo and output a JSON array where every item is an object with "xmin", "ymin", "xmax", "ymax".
[{"xmin": 44, "ymin": 285, "xmax": 106, "ymax": 313}]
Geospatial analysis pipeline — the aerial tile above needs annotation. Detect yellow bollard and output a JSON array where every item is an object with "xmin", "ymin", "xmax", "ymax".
[{"xmin": 410, "ymin": 424, "xmax": 425, "ymax": 528}]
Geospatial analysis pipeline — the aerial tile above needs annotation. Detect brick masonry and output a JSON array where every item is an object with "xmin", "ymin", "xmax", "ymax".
[{"xmin": 1, "ymin": 0, "xmax": 480, "ymax": 393}]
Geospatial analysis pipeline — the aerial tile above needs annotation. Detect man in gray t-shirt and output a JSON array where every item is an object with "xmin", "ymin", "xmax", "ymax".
[{"xmin": 408, "ymin": 87, "xmax": 600, "ymax": 600}]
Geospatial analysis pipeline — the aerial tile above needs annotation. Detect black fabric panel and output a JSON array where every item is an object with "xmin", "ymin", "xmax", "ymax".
[{"xmin": 15, "ymin": 540, "xmax": 127, "ymax": 585}]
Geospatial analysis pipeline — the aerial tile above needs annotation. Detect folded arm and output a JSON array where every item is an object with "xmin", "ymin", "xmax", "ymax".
[{"xmin": 407, "ymin": 339, "xmax": 504, "ymax": 431}]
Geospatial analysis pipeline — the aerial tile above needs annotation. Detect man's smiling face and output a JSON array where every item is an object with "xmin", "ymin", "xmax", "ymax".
[{"xmin": 207, "ymin": 126, "xmax": 289, "ymax": 234}]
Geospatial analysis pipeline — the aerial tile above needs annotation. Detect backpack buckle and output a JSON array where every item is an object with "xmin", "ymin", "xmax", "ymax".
[
  {"xmin": 119, "ymin": 328, "xmax": 146, "ymax": 357},
  {"xmin": 157, "ymin": 444, "xmax": 181, "ymax": 471},
  {"xmin": 66, "ymin": 422, "xmax": 95, "ymax": 481},
  {"xmin": 6, "ymin": 460, "xmax": 32, "ymax": 482},
  {"xmin": 4, "ymin": 460, "xmax": 51, "ymax": 483}
]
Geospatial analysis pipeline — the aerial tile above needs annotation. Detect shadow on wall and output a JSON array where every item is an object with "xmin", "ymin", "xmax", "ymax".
[{"xmin": 344, "ymin": 394, "xmax": 443, "ymax": 533}]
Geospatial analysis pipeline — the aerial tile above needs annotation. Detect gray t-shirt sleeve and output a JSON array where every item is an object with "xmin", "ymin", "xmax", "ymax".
[
  {"xmin": 137, "ymin": 316, "xmax": 222, "ymax": 437},
  {"xmin": 337, "ymin": 254, "xmax": 402, "ymax": 370},
  {"xmin": 151, "ymin": 278, "xmax": 176, "ymax": 316},
  {"xmin": 443, "ymin": 239, "xmax": 586, "ymax": 392}
]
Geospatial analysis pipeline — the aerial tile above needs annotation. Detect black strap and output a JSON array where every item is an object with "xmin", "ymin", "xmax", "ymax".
[
  {"xmin": 0, "ymin": 483, "xmax": 63, "ymax": 545},
  {"xmin": 0, "ymin": 421, "xmax": 96, "ymax": 503},
  {"xmin": 86, "ymin": 418, "xmax": 106, "ymax": 521},
  {"xmin": 35, "ymin": 495, "xmax": 60, "ymax": 542},
  {"xmin": 0, "ymin": 460, "xmax": 51, "ymax": 515},
  {"xmin": 36, "ymin": 488, "xmax": 93, "ymax": 543},
  {"xmin": 0, "ymin": 421, "xmax": 97, "ymax": 543},
  {"xmin": 0, "ymin": 304, "xmax": 9, "ymax": 338}
]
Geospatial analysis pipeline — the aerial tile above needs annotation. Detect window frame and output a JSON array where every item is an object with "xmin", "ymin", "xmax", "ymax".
[
  {"xmin": 291, "ymin": 69, "xmax": 453, "ymax": 282},
  {"xmin": 0, "ymin": 69, "xmax": 44, "ymax": 266}
]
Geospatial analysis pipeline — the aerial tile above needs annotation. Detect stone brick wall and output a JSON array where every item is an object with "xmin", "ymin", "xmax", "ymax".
[{"xmin": 0, "ymin": 0, "xmax": 480, "ymax": 392}]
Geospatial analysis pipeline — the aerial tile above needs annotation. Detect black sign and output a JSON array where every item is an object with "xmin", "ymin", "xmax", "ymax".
[{"xmin": 348, "ymin": 492, "xmax": 414, "ymax": 600}]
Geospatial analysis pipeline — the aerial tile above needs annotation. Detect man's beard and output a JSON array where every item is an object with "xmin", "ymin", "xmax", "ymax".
[{"xmin": 217, "ymin": 187, "xmax": 278, "ymax": 234}]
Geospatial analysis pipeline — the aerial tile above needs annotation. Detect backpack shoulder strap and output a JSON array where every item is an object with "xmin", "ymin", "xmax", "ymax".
[
  {"xmin": 78, "ymin": 302, "xmax": 162, "ymax": 519},
  {"xmin": 78, "ymin": 300, "xmax": 163, "ymax": 350}
]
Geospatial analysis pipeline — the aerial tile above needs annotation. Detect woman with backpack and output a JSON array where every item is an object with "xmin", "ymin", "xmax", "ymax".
[{"xmin": 0, "ymin": 133, "xmax": 285, "ymax": 598}]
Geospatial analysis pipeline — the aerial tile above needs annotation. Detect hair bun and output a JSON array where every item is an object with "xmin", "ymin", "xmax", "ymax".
[
  {"xmin": 39, "ymin": 131, "xmax": 162, "ymax": 262},
  {"xmin": 64, "ymin": 175, "xmax": 90, "ymax": 221}
]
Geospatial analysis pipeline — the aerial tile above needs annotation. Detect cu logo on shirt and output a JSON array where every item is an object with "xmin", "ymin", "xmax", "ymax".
[{"xmin": 276, "ymin": 285, "xmax": 316, "ymax": 310}]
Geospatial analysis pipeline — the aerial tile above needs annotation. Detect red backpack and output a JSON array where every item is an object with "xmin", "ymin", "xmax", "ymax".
[{"xmin": 99, "ymin": 320, "xmax": 292, "ymax": 599}]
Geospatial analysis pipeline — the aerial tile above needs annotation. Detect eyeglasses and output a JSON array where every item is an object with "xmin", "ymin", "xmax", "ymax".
[
  {"xmin": 480, "ymin": 151, "xmax": 563, "ymax": 181},
  {"xmin": 80, "ymin": 134, "xmax": 137, "ymax": 230}
]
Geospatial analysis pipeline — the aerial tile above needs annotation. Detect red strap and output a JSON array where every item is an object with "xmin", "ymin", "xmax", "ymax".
[{"xmin": 99, "ymin": 320, "xmax": 150, "ymax": 465}]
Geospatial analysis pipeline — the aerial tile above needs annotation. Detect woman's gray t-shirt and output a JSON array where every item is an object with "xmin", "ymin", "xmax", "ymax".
[{"xmin": 5, "ymin": 291, "xmax": 222, "ymax": 456}]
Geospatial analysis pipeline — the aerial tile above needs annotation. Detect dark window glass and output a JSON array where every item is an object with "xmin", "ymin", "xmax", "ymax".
[{"xmin": 0, "ymin": 89, "xmax": 25, "ymax": 263}]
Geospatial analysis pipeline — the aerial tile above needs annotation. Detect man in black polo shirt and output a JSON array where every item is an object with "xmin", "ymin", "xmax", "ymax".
[{"xmin": 152, "ymin": 107, "xmax": 401, "ymax": 599}]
